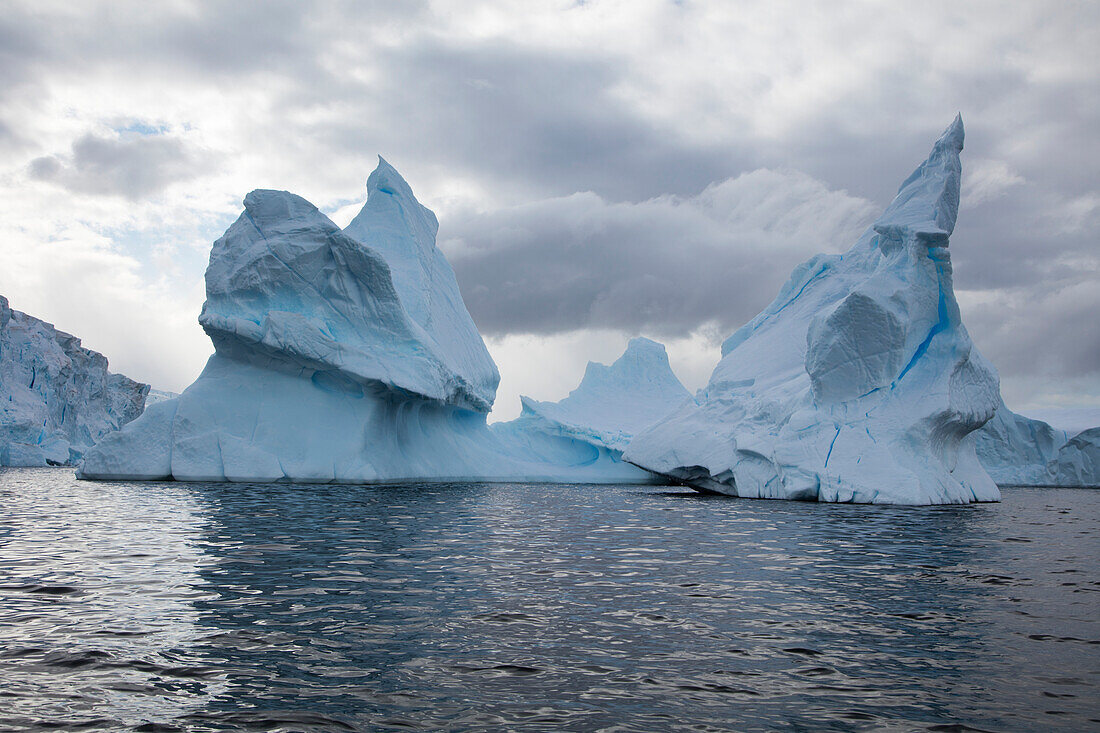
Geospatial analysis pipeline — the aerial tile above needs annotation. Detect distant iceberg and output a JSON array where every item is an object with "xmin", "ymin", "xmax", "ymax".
[
  {"xmin": 1047, "ymin": 428, "xmax": 1100, "ymax": 487},
  {"xmin": 624, "ymin": 116, "xmax": 1002, "ymax": 504},
  {"xmin": 79, "ymin": 160, "xmax": 671, "ymax": 484},
  {"xmin": 492, "ymin": 337, "xmax": 690, "ymax": 483},
  {"xmin": 973, "ymin": 400, "xmax": 1068, "ymax": 485},
  {"xmin": 1, "ymin": 296, "xmax": 148, "ymax": 466},
  {"xmin": 971, "ymin": 400, "xmax": 1100, "ymax": 487},
  {"xmin": 144, "ymin": 388, "xmax": 179, "ymax": 406}
]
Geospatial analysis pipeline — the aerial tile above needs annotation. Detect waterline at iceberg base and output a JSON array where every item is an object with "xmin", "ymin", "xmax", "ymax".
[
  {"xmin": 624, "ymin": 116, "xmax": 1002, "ymax": 504},
  {"xmin": 80, "ymin": 119, "xmax": 1029, "ymax": 503}
]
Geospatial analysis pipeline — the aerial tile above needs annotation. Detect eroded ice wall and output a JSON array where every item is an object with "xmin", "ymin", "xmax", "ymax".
[{"xmin": 1, "ymin": 296, "xmax": 148, "ymax": 466}]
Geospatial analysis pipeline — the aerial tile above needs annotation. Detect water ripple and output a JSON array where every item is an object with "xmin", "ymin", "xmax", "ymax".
[{"xmin": 0, "ymin": 467, "xmax": 1097, "ymax": 731}]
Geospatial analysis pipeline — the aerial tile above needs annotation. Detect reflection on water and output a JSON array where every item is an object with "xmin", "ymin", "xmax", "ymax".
[{"xmin": 0, "ymin": 468, "xmax": 1097, "ymax": 731}]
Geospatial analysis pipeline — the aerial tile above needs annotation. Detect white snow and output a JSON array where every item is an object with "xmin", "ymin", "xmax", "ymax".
[
  {"xmin": 624, "ymin": 116, "xmax": 1003, "ymax": 504},
  {"xmin": 1, "ymin": 295, "xmax": 148, "ymax": 466}
]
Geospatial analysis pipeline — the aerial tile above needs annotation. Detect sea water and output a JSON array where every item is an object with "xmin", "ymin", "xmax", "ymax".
[{"xmin": 0, "ymin": 467, "xmax": 1096, "ymax": 731}]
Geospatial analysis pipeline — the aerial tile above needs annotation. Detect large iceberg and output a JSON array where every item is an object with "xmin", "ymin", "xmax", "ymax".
[
  {"xmin": 624, "ymin": 116, "xmax": 1002, "ymax": 504},
  {"xmin": 79, "ymin": 160, "xmax": 670, "ymax": 484},
  {"xmin": 81, "ymin": 158, "xmax": 501, "ymax": 482},
  {"xmin": 492, "ymin": 337, "xmax": 690, "ymax": 483},
  {"xmin": 1, "ymin": 296, "xmax": 148, "ymax": 466}
]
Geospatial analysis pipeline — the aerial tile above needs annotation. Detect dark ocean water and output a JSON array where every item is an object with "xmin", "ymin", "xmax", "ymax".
[{"xmin": 0, "ymin": 467, "xmax": 1097, "ymax": 732}]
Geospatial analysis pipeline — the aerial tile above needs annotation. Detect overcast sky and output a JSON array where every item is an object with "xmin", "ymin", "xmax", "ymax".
[{"xmin": 1, "ymin": 0, "xmax": 1096, "ymax": 422}]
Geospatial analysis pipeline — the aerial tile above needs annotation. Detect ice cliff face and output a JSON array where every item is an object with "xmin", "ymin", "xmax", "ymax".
[
  {"xmin": 973, "ymin": 400, "xmax": 1069, "ymax": 485},
  {"xmin": 625, "ymin": 116, "xmax": 1002, "ymax": 504},
  {"xmin": 1047, "ymin": 428, "xmax": 1100, "ymax": 487},
  {"xmin": 341, "ymin": 158, "xmax": 500, "ymax": 411},
  {"xmin": 1, "ymin": 296, "xmax": 148, "ymax": 466},
  {"xmin": 79, "ymin": 160, "xmax": 655, "ymax": 484},
  {"xmin": 492, "ymin": 338, "xmax": 690, "ymax": 483},
  {"xmin": 971, "ymin": 401, "xmax": 1100, "ymax": 487}
]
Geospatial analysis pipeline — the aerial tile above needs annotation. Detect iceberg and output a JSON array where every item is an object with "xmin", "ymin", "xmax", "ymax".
[
  {"xmin": 81, "ymin": 158, "xmax": 500, "ymax": 482},
  {"xmin": 624, "ymin": 116, "xmax": 1002, "ymax": 504},
  {"xmin": 79, "ymin": 159, "xmax": 668, "ymax": 484},
  {"xmin": 1046, "ymin": 428, "xmax": 1100, "ymax": 487},
  {"xmin": 144, "ymin": 388, "xmax": 179, "ymax": 406},
  {"xmin": 492, "ymin": 337, "xmax": 690, "ymax": 483},
  {"xmin": 972, "ymin": 401, "xmax": 1100, "ymax": 487},
  {"xmin": 973, "ymin": 400, "xmax": 1069, "ymax": 485},
  {"xmin": 1, "ymin": 296, "xmax": 148, "ymax": 466}
]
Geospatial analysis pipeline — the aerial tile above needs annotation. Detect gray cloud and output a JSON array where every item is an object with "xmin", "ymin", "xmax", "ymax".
[
  {"xmin": 0, "ymin": 1, "xmax": 1096, "ymax": 406},
  {"xmin": 28, "ymin": 132, "xmax": 212, "ymax": 200},
  {"xmin": 289, "ymin": 39, "xmax": 755, "ymax": 203},
  {"xmin": 965, "ymin": 279, "xmax": 1100, "ymax": 388},
  {"xmin": 443, "ymin": 169, "xmax": 875, "ymax": 337}
]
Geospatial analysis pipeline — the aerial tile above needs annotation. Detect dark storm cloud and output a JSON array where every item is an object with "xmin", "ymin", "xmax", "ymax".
[{"xmin": 28, "ymin": 132, "xmax": 212, "ymax": 200}]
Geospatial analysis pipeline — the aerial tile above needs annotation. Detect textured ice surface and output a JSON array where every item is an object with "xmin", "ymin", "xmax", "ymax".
[
  {"xmin": 625, "ymin": 116, "xmax": 1002, "ymax": 504},
  {"xmin": 79, "ymin": 161, "xmax": 661, "ymax": 484},
  {"xmin": 972, "ymin": 400, "xmax": 1100, "ymax": 487},
  {"xmin": 974, "ymin": 400, "xmax": 1069, "ymax": 485},
  {"xmin": 0, "ymin": 296, "xmax": 148, "ymax": 466},
  {"xmin": 1046, "ymin": 428, "xmax": 1100, "ymax": 487},
  {"xmin": 492, "ymin": 338, "xmax": 690, "ymax": 483},
  {"xmin": 198, "ymin": 165, "xmax": 498, "ymax": 412},
  {"xmin": 144, "ymin": 388, "xmax": 178, "ymax": 406},
  {"xmin": 341, "ymin": 158, "xmax": 499, "ymax": 412}
]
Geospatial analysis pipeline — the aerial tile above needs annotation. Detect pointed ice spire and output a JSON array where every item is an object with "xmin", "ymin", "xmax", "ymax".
[
  {"xmin": 874, "ymin": 114, "xmax": 964, "ymax": 248},
  {"xmin": 342, "ymin": 156, "xmax": 500, "ymax": 410},
  {"xmin": 342, "ymin": 157, "xmax": 441, "ymax": 328}
]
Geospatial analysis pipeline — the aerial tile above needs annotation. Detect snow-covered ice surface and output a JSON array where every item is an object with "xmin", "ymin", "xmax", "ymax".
[
  {"xmin": 492, "ymin": 338, "xmax": 690, "ymax": 483},
  {"xmin": 0, "ymin": 296, "xmax": 148, "ymax": 466},
  {"xmin": 625, "ymin": 116, "xmax": 1002, "ymax": 504},
  {"xmin": 79, "ymin": 160, "xmax": 666, "ymax": 484}
]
